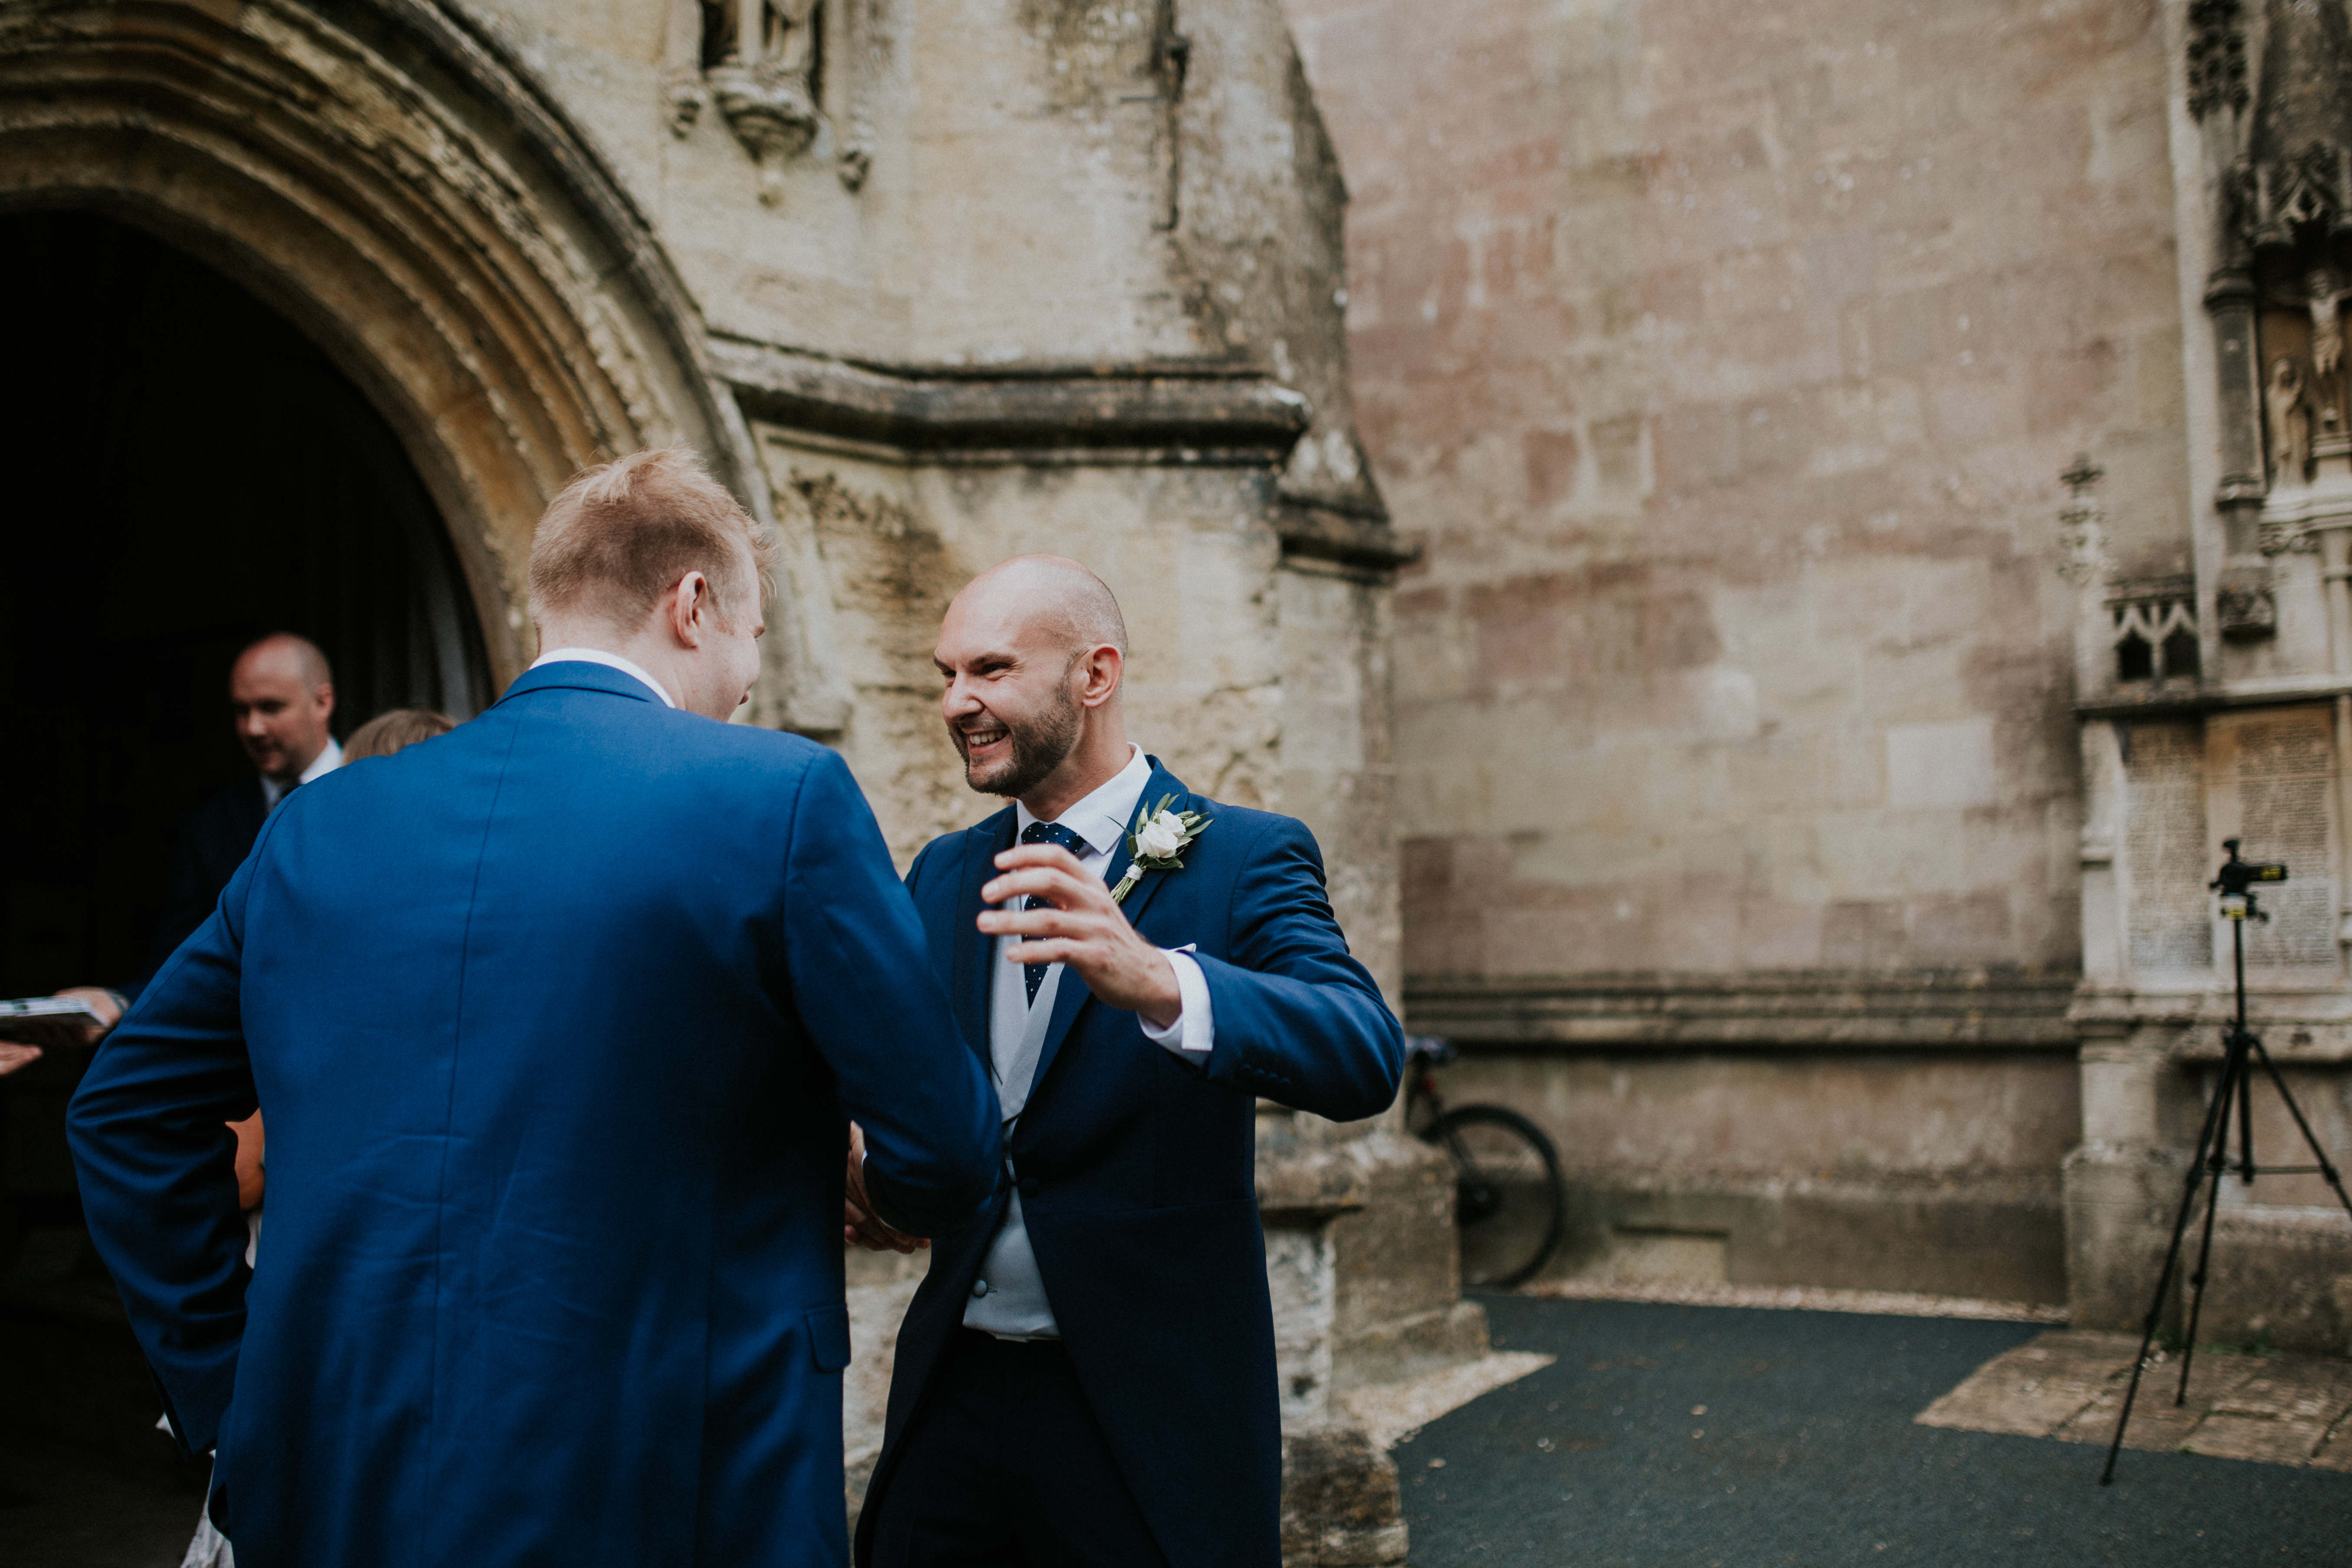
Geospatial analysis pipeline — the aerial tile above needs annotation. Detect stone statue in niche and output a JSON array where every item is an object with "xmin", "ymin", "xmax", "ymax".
[
  {"xmin": 665, "ymin": 0, "xmax": 832, "ymax": 206},
  {"xmin": 2305, "ymin": 268, "xmax": 2352, "ymax": 382},
  {"xmin": 2262, "ymin": 267, "xmax": 2352, "ymax": 464},
  {"xmin": 2267, "ymin": 356, "xmax": 2311, "ymax": 487}
]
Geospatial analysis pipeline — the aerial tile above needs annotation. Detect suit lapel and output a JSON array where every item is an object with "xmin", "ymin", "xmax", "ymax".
[
  {"xmin": 1022, "ymin": 760, "xmax": 1192, "ymax": 1114},
  {"xmin": 950, "ymin": 809, "xmax": 1016, "ymax": 1071}
]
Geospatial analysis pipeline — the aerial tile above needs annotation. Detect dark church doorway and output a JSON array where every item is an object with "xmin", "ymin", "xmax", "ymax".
[
  {"xmin": 1, "ymin": 209, "xmax": 491, "ymax": 1000},
  {"xmin": 1, "ymin": 211, "xmax": 492, "ymax": 1278}
]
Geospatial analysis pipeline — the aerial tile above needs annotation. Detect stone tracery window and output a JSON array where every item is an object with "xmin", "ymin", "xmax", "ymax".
[{"xmin": 2110, "ymin": 588, "xmax": 2201, "ymax": 686}]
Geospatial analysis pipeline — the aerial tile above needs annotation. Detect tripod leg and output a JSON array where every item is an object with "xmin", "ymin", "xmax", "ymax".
[
  {"xmin": 2248, "ymin": 1036, "xmax": 2352, "ymax": 1222},
  {"xmin": 2176, "ymin": 1152, "xmax": 2228, "ymax": 1405},
  {"xmin": 2100, "ymin": 1054, "xmax": 2237, "ymax": 1484},
  {"xmin": 2176, "ymin": 1044, "xmax": 2244, "ymax": 1405},
  {"xmin": 2238, "ymin": 1042, "xmax": 2256, "ymax": 1182}
]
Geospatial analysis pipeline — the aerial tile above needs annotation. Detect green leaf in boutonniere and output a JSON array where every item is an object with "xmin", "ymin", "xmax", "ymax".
[{"xmin": 1110, "ymin": 794, "xmax": 1210, "ymax": 905}]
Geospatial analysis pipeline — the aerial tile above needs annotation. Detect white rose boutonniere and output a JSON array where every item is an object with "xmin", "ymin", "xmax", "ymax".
[{"xmin": 1110, "ymin": 794, "xmax": 1210, "ymax": 905}]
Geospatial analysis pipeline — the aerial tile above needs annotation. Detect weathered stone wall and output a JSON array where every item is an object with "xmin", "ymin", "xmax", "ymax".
[
  {"xmin": 2, "ymin": 1, "xmax": 1473, "ymax": 1556},
  {"xmin": 1286, "ymin": 0, "xmax": 2184, "ymax": 988},
  {"xmin": 1279, "ymin": 0, "xmax": 2192, "ymax": 1294},
  {"xmin": 1441, "ymin": 1049, "xmax": 2080, "ymax": 1300}
]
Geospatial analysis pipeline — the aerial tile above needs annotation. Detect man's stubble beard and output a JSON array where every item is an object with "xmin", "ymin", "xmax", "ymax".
[{"xmin": 963, "ymin": 685, "xmax": 1082, "ymax": 800}]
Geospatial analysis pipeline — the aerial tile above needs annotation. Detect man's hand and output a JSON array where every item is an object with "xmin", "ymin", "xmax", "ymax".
[
  {"xmin": 978, "ymin": 843, "xmax": 1181, "ymax": 1028},
  {"xmin": 0, "ymin": 986, "xmax": 123, "ymax": 1074},
  {"xmin": 844, "ymin": 1121, "xmax": 929, "ymax": 1254},
  {"xmin": 231, "ymin": 1112, "xmax": 266, "ymax": 1212}
]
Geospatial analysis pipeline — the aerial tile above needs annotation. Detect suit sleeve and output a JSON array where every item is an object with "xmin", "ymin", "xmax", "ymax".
[
  {"xmin": 1189, "ymin": 816, "xmax": 1406, "ymax": 1123},
  {"xmin": 65, "ymin": 849, "xmax": 267, "ymax": 1456},
  {"xmin": 782, "ymin": 750, "xmax": 1001, "ymax": 1237}
]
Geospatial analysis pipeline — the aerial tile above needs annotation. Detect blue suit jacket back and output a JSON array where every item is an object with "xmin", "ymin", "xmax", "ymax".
[
  {"xmin": 69, "ymin": 663, "xmax": 1002, "ymax": 1568},
  {"xmin": 856, "ymin": 760, "xmax": 1404, "ymax": 1568}
]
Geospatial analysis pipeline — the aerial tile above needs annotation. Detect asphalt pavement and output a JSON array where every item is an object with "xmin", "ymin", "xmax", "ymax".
[
  {"xmin": 1399, "ymin": 1294, "xmax": 2352, "ymax": 1567},
  {"xmin": 10, "ymin": 1292, "xmax": 2350, "ymax": 1565}
]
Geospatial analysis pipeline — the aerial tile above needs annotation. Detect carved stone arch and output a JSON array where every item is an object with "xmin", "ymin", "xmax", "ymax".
[{"xmin": 0, "ymin": 0, "xmax": 849, "ymax": 724}]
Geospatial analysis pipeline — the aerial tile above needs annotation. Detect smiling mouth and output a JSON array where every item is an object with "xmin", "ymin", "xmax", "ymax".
[{"xmin": 957, "ymin": 723, "xmax": 1010, "ymax": 760}]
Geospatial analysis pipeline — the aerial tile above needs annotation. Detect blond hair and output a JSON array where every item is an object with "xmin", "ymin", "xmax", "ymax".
[
  {"xmin": 345, "ymin": 708, "xmax": 455, "ymax": 761},
  {"xmin": 527, "ymin": 448, "xmax": 776, "ymax": 633}
]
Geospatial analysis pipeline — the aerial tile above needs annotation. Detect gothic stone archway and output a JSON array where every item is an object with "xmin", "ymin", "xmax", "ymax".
[{"xmin": 0, "ymin": 0, "xmax": 821, "ymax": 703}]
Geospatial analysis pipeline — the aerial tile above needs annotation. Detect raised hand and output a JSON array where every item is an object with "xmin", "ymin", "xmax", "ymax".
[{"xmin": 977, "ymin": 843, "xmax": 1180, "ymax": 1027}]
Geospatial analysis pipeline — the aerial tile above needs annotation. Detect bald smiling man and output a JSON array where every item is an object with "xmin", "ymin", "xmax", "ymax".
[{"xmin": 853, "ymin": 557, "xmax": 1406, "ymax": 1568}]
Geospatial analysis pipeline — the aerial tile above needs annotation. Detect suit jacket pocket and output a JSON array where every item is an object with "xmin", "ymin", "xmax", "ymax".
[{"xmin": 806, "ymin": 1303, "xmax": 852, "ymax": 1372}]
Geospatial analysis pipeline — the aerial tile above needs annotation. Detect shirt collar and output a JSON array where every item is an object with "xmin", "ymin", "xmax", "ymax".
[
  {"xmin": 529, "ymin": 647, "xmax": 679, "ymax": 708},
  {"xmin": 261, "ymin": 735, "xmax": 342, "ymax": 812},
  {"xmin": 1015, "ymin": 744, "xmax": 1151, "ymax": 859},
  {"xmin": 300, "ymin": 735, "xmax": 343, "ymax": 786}
]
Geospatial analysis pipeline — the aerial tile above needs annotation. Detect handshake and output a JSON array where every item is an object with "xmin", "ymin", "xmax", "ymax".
[{"xmin": 844, "ymin": 1120, "xmax": 930, "ymax": 1255}]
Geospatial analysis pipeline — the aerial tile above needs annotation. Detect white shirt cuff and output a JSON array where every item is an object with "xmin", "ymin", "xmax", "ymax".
[{"xmin": 1141, "ymin": 948, "xmax": 1214, "ymax": 1055}]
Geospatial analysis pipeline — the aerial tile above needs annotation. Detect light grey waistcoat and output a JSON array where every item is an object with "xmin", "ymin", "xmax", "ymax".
[{"xmin": 962, "ymin": 939, "xmax": 1066, "ymax": 1339}]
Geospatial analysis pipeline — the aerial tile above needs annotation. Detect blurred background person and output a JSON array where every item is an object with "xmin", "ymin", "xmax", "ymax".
[
  {"xmin": 343, "ymin": 707, "xmax": 455, "ymax": 762},
  {"xmin": 1, "ymin": 634, "xmax": 340, "ymax": 1075}
]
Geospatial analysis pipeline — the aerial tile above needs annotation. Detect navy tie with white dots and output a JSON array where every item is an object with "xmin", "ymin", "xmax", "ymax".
[{"xmin": 1018, "ymin": 819, "xmax": 1089, "ymax": 1005}]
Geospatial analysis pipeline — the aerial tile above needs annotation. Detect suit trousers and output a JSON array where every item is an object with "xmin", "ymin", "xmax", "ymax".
[{"xmin": 868, "ymin": 1330, "xmax": 1172, "ymax": 1568}]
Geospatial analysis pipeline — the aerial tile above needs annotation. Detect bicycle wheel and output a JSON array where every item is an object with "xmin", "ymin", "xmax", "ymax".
[{"xmin": 1434, "ymin": 1104, "xmax": 1568, "ymax": 1289}]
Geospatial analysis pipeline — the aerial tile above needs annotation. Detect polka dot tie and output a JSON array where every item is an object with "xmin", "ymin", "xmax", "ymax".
[{"xmin": 1019, "ymin": 820, "xmax": 1089, "ymax": 1005}]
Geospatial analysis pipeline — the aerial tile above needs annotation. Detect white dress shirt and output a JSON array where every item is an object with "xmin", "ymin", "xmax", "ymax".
[
  {"xmin": 964, "ymin": 743, "xmax": 1214, "ymax": 1340},
  {"xmin": 529, "ymin": 647, "xmax": 678, "ymax": 708},
  {"xmin": 259, "ymin": 736, "xmax": 343, "ymax": 813}
]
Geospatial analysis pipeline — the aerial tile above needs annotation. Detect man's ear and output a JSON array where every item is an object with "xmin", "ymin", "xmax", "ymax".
[
  {"xmin": 668, "ymin": 572, "xmax": 714, "ymax": 650},
  {"xmin": 1078, "ymin": 644, "xmax": 1123, "ymax": 709}
]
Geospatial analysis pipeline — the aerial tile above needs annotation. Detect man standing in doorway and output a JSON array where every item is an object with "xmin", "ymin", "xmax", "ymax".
[
  {"xmin": 854, "ymin": 555, "xmax": 1405, "ymax": 1568},
  {"xmin": 2, "ymin": 634, "xmax": 340, "ymax": 1075},
  {"xmin": 161, "ymin": 633, "xmax": 345, "ymax": 965}
]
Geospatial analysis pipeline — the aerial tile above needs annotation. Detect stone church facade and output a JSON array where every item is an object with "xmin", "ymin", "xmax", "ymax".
[
  {"xmin": 1284, "ymin": 0, "xmax": 2352, "ymax": 1352},
  {"xmin": 0, "ymin": 1, "xmax": 1471, "ymax": 1560},
  {"xmin": 12, "ymin": 0, "xmax": 2352, "ymax": 1557}
]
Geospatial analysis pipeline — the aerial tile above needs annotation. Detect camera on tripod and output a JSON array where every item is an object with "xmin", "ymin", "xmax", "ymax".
[
  {"xmin": 2101, "ymin": 837, "xmax": 2352, "ymax": 1483},
  {"xmin": 2208, "ymin": 838, "xmax": 2287, "ymax": 921}
]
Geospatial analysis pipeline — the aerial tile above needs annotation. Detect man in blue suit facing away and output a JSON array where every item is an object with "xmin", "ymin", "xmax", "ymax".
[
  {"xmin": 853, "ymin": 557, "xmax": 1406, "ymax": 1568},
  {"xmin": 68, "ymin": 448, "xmax": 1002, "ymax": 1568}
]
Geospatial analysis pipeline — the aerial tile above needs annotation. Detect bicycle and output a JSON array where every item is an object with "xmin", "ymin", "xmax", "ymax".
[{"xmin": 1403, "ymin": 1036, "xmax": 1569, "ymax": 1289}]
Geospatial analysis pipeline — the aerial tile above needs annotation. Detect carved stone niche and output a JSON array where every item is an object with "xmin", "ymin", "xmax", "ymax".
[
  {"xmin": 666, "ymin": 0, "xmax": 869, "ymax": 203},
  {"xmin": 2231, "ymin": 0, "xmax": 2352, "ymax": 496},
  {"xmin": 2218, "ymin": 563, "xmax": 2280, "ymax": 640},
  {"xmin": 2188, "ymin": 0, "xmax": 2250, "ymax": 121}
]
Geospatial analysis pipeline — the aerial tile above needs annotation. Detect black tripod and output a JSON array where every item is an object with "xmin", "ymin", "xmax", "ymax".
[{"xmin": 2099, "ymin": 841, "xmax": 2352, "ymax": 1483}]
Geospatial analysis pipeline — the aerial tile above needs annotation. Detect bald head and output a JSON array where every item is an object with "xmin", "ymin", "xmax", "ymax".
[
  {"xmin": 237, "ymin": 633, "xmax": 331, "ymax": 692},
  {"xmin": 230, "ymin": 633, "xmax": 335, "ymax": 783},
  {"xmin": 950, "ymin": 555, "xmax": 1128, "ymax": 662},
  {"xmin": 935, "ymin": 555, "xmax": 1134, "ymax": 817}
]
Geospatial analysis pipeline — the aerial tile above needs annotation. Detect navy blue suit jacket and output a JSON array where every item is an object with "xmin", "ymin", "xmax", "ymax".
[
  {"xmin": 68, "ymin": 663, "xmax": 1003, "ymax": 1568},
  {"xmin": 142, "ymin": 773, "xmax": 271, "ymax": 987},
  {"xmin": 855, "ymin": 759, "xmax": 1404, "ymax": 1568}
]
